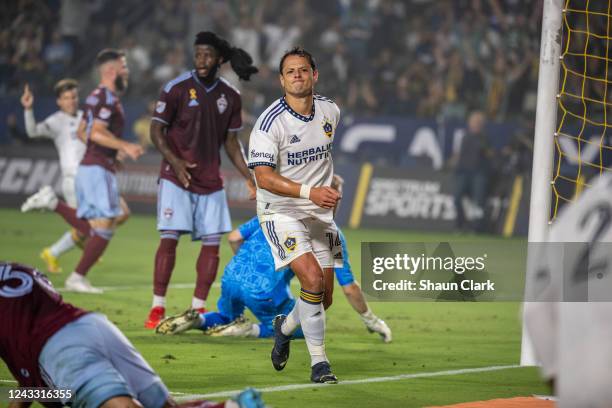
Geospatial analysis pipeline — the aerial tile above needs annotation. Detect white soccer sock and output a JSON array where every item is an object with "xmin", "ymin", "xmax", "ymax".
[
  {"xmin": 68, "ymin": 271, "xmax": 84, "ymax": 282},
  {"xmin": 297, "ymin": 297, "xmax": 328, "ymax": 367},
  {"xmin": 191, "ymin": 297, "xmax": 206, "ymax": 310},
  {"xmin": 281, "ymin": 301, "xmax": 300, "ymax": 336},
  {"xmin": 152, "ymin": 295, "xmax": 166, "ymax": 308},
  {"xmin": 360, "ymin": 307, "xmax": 376, "ymax": 324},
  {"xmin": 49, "ymin": 231, "xmax": 76, "ymax": 257}
]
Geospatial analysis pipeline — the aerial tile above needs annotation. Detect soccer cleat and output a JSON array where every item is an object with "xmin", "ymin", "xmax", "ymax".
[
  {"xmin": 310, "ymin": 361, "xmax": 338, "ymax": 384},
  {"xmin": 40, "ymin": 248, "xmax": 62, "ymax": 274},
  {"xmin": 270, "ymin": 314, "xmax": 291, "ymax": 371},
  {"xmin": 155, "ymin": 308, "xmax": 199, "ymax": 334},
  {"xmin": 366, "ymin": 317, "xmax": 392, "ymax": 343},
  {"xmin": 145, "ymin": 306, "xmax": 166, "ymax": 329},
  {"xmin": 64, "ymin": 274, "xmax": 103, "ymax": 294},
  {"xmin": 206, "ymin": 316, "xmax": 254, "ymax": 337},
  {"xmin": 233, "ymin": 387, "xmax": 265, "ymax": 408},
  {"xmin": 21, "ymin": 186, "xmax": 58, "ymax": 212}
]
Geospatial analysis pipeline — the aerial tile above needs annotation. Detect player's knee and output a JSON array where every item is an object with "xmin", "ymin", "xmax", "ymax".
[{"xmin": 301, "ymin": 271, "xmax": 324, "ymax": 292}]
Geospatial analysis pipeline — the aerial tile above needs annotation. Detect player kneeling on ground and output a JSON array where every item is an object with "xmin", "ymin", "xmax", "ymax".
[{"xmin": 0, "ymin": 262, "xmax": 264, "ymax": 408}]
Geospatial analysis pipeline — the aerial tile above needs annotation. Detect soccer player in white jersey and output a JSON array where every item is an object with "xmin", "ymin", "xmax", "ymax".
[
  {"xmin": 248, "ymin": 47, "xmax": 342, "ymax": 383},
  {"xmin": 524, "ymin": 173, "xmax": 612, "ymax": 408},
  {"xmin": 20, "ymin": 80, "xmax": 86, "ymax": 273}
]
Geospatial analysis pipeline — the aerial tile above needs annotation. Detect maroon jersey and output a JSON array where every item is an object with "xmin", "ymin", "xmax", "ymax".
[
  {"xmin": 0, "ymin": 263, "xmax": 87, "ymax": 391},
  {"xmin": 152, "ymin": 72, "xmax": 242, "ymax": 194},
  {"xmin": 81, "ymin": 85, "xmax": 125, "ymax": 172}
]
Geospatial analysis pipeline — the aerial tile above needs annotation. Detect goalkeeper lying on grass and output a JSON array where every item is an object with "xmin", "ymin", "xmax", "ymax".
[{"xmin": 156, "ymin": 216, "xmax": 391, "ymax": 342}]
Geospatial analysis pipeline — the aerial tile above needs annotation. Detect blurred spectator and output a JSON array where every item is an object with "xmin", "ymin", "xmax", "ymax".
[
  {"xmin": 450, "ymin": 111, "xmax": 494, "ymax": 232},
  {"xmin": 43, "ymin": 30, "xmax": 73, "ymax": 78}
]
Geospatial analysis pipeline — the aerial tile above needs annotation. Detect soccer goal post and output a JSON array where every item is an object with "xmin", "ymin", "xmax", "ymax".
[{"xmin": 521, "ymin": 0, "xmax": 563, "ymax": 366}]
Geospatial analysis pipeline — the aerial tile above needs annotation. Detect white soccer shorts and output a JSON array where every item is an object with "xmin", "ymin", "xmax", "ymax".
[{"xmin": 260, "ymin": 215, "xmax": 343, "ymax": 270}]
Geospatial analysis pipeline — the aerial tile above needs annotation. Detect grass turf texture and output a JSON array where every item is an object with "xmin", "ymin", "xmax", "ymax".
[{"xmin": 0, "ymin": 209, "xmax": 548, "ymax": 407}]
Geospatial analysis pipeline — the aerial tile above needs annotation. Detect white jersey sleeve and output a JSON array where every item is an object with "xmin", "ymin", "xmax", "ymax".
[{"xmin": 24, "ymin": 110, "xmax": 55, "ymax": 139}]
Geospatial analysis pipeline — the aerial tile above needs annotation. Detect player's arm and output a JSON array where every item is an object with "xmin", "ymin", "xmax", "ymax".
[
  {"xmin": 150, "ymin": 120, "xmax": 196, "ymax": 188},
  {"xmin": 20, "ymin": 84, "xmax": 51, "ymax": 138},
  {"xmin": 89, "ymin": 120, "xmax": 143, "ymax": 160},
  {"xmin": 8, "ymin": 401, "xmax": 32, "ymax": 408},
  {"xmin": 253, "ymin": 166, "xmax": 340, "ymax": 209},
  {"xmin": 227, "ymin": 228, "xmax": 244, "ymax": 254},
  {"xmin": 224, "ymin": 130, "xmax": 256, "ymax": 198}
]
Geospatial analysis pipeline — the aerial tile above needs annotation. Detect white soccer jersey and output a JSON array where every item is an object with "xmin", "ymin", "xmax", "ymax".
[
  {"xmin": 248, "ymin": 95, "xmax": 340, "ymax": 223},
  {"xmin": 24, "ymin": 109, "xmax": 85, "ymax": 178}
]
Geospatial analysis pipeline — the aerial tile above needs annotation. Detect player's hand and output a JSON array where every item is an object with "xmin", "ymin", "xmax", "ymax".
[
  {"xmin": 170, "ymin": 157, "xmax": 197, "ymax": 188},
  {"xmin": 120, "ymin": 142, "xmax": 144, "ymax": 161},
  {"xmin": 309, "ymin": 186, "xmax": 341, "ymax": 209},
  {"xmin": 20, "ymin": 84, "xmax": 33, "ymax": 110},
  {"xmin": 246, "ymin": 178, "xmax": 256, "ymax": 200}
]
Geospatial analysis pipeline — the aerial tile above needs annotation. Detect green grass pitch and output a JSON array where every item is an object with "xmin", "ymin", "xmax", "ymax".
[{"xmin": 0, "ymin": 209, "xmax": 548, "ymax": 407}]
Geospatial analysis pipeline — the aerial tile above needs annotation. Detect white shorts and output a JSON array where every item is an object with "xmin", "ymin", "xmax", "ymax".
[
  {"xmin": 62, "ymin": 174, "xmax": 77, "ymax": 208},
  {"xmin": 260, "ymin": 215, "xmax": 343, "ymax": 270}
]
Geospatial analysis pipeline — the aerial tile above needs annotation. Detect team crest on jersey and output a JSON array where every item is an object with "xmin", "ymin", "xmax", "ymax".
[
  {"xmin": 284, "ymin": 236, "xmax": 297, "ymax": 251},
  {"xmin": 99, "ymin": 107, "xmax": 111, "ymax": 120},
  {"xmin": 156, "ymin": 101, "xmax": 166, "ymax": 113},
  {"xmin": 217, "ymin": 93, "xmax": 228, "ymax": 114},
  {"xmin": 20, "ymin": 368, "xmax": 30, "ymax": 378},
  {"xmin": 322, "ymin": 117, "xmax": 333, "ymax": 137},
  {"xmin": 188, "ymin": 88, "xmax": 199, "ymax": 107},
  {"xmin": 164, "ymin": 208, "xmax": 173, "ymax": 219}
]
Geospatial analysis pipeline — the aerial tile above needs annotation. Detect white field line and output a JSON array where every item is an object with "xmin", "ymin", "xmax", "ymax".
[
  {"xmin": 1, "ymin": 365, "xmax": 522, "ymax": 398},
  {"xmin": 174, "ymin": 364, "xmax": 521, "ymax": 400}
]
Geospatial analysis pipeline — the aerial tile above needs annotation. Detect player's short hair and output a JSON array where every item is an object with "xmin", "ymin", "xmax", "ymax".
[
  {"xmin": 279, "ymin": 47, "xmax": 316, "ymax": 74},
  {"xmin": 96, "ymin": 48, "xmax": 125, "ymax": 66},
  {"xmin": 53, "ymin": 78, "xmax": 78, "ymax": 97}
]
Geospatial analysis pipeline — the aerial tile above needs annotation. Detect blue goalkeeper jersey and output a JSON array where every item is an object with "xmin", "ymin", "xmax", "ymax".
[{"xmin": 222, "ymin": 216, "xmax": 293, "ymax": 297}]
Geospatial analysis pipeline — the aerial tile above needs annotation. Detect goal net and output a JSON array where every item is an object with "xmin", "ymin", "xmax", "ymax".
[{"xmin": 553, "ymin": 0, "xmax": 612, "ymax": 221}]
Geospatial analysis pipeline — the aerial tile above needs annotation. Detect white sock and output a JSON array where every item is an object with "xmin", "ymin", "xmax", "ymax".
[
  {"xmin": 281, "ymin": 302, "xmax": 300, "ymax": 336},
  {"xmin": 192, "ymin": 297, "xmax": 206, "ymax": 309},
  {"xmin": 297, "ymin": 298, "xmax": 328, "ymax": 366},
  {"xmin": 152, "ymin": 295, "xmax": 166, "ymax": 308},
  {"xmin": 360, "ymin": 307, "xmax": 376, "ymax": 324},
  {"xmin": 49, "ymin": 231, "xmax": 76, "ymax": 257}
]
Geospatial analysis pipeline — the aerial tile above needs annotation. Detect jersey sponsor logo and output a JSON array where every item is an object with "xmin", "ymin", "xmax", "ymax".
[
  {"xmin": 98, "ymin": 107, "xmax": 111, "ymax": 120},
  {"xmin": 217, "ymin": 93, "xmax": 228, "ymax": 114},
  {"xmin": 163, "ymin": 208, "xmax": 173, "ymax": 219},
  {"xmin": 289, "ymin": 135, "xmax": 301, "ymax": 144},
  {"xmin": 322, "ymin": 117, "xmax": 334, "ymax": 137},
  {"xmin": 86, "ymin": 95, "xmax": 99, "ymax": 106},
  {"xmin": 287, "ymin": 143, "xmax": 332, "ymax": 165},
  {"xmin": 250, "ymin": 150, "xmax": 275, "ymax": 162},
  {"xmin": 284, "ymin": 236, "xmax": 297, "ymax": 251},
  {"xmin": 156, "ymin": 101, "xmax": 166, "ymax": 113},
  {"xmin": 189, "ymin": 99, "xmax": 199, "ymax": 107}
]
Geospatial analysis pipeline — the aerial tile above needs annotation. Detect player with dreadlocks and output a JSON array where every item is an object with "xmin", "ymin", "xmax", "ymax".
[{"xmin": 145, "ymin": 31, "xmax": 258, "ymax": 328}]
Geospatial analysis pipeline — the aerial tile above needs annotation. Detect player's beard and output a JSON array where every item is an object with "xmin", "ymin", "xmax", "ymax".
[
  {"xmin": 198, "ymin": 64, "xmax": 220, "ymax": 85},
  {"xmin": 115, "ymin": 75, "xmax": 127, "ymax": 93}
]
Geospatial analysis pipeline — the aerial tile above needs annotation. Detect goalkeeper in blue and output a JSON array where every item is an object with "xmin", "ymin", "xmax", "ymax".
[{"xmin": 156, "ymin": 216, "xmax": 391, "ymax": 342}]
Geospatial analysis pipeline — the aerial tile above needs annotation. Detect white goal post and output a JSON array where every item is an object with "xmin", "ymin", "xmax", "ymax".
[{"xmin": 520, "ymin": 0, "xmax": 563, "ymax": 366}]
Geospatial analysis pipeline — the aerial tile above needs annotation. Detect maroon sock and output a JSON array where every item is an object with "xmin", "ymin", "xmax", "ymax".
[
  {"xmin": 195, "ymin": 245, "xmax": 220, "ymax": 300},
  {"xmin": 74, "ymin": 230, "xmax": 112, "ymax": 276},
  {"xmin": 55, "ymin": 201, "xmax": 91, "ymax": 236},
  {"xmin": 154, "ymin": 238, "xmax": 178, "ymax": 296}
]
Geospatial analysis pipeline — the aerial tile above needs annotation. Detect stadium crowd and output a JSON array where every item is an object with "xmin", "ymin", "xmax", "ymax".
[{"xmin": 1, "ymin": 0, "xmax": 542, "ymax": 122}]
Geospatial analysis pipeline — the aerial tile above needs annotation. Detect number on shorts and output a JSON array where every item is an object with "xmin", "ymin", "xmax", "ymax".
[{"xmin": 326, "ymin": 232, "xmax": 341, "ymax": 250}]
